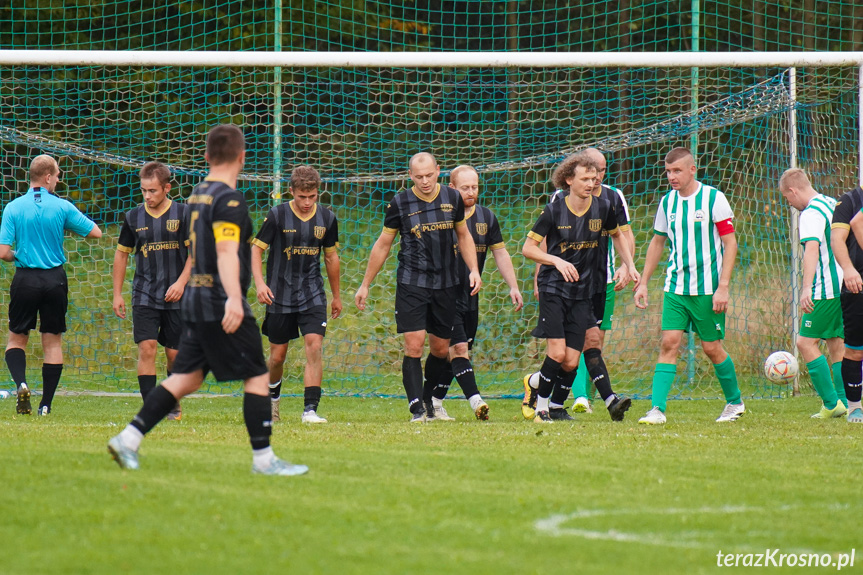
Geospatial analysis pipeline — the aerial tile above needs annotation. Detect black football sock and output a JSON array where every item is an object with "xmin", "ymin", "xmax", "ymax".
[
  {"xmin": 40, "ymin": 363, "xmax": 63, "ymax": 409},
  {"xmin": 842, "ymin": 359, "xmax": 863, "ymax": 403},
  {"xmin": 138, "ymin": 375, "xmax": 157, "ymax": 400},
  {"xmin": 423, "ymin": 353, "xmax": 448, "ymax": 403},
  {"xmin": 5, "ymin": 348, "xmax": 26, "ymax": 387},
  {"xmin": 584, "ymin": 348, "xmax": 614, "ymax": 400},
  {"xmin": 304, "ymin": 386, "xmax": 322, "ymax": 412},
  {"xmin": 451, "ymin": 357, "xmax": 480, "ymax": 399},
  {"xmin": 550, "ymin": 369, "xmax": 576, "ymax": 408},
  {"xmin": 131, "ymin": 385, "xmax": 179, "ymax": 435},
  {"xmin": 432, "ymin": 361, "xmax": 454, "ymax": 401},
  {"xmin": 268, "ymin": 380, "xmax": 282, "ymax": 399},
  {"xmin": 243, "ymin": 392, "xmax": 272, "ymax": 450},
  {"xmin": 402, "ymin": 356, "xmax": 424, "ymax": 414},
  {"xmin": 538, "ymin": 356, "xmax": 562, "ymax": 399}
]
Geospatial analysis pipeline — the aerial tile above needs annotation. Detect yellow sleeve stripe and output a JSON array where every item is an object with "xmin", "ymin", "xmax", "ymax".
[
  {"xmin": 489, "ymin": 242, "xmax": 506, "ymax": 251},
  {"xmin": 607, "ymin": 225, "xmax": 620, "ymax": 236},
  {"xmin": 382, "ymin": 226, "xmax": 398, "ymax": 235},
  {"xmin": 618, "ymin": 224, "xmax": 632, "ymax": 233},
  {"xmin": 213, "ymin": 221, "xmax": 241, "ymax": 243},
  {"xmin": 527, "ymin": 231, "xmax": 544, "ymax": 243},
  {"xmin": 832, "ymin": 223, "xmax": 851, "ymax": 230},
  {"xmin": 251, "ymin": 238, "xmax": 269, "ymax": 250},
  {"xmin": 116, "ymin": 244, "xmax": 134, "ymax": 254},
  {"xmin": 184, "ymin": 239, "xmax": 191, "ymax": 247},
  {"xmin": 324, "ymin": 244, "xmax": 339, "ymax": 253},
  {"xmin": 455, "ymin": 219, "xmax": 467, "ymax": 227}
]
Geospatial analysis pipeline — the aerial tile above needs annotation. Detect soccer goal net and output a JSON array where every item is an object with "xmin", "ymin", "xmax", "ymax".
[{"xmin": 0, "ymin": 54, "xmax": 860, "ymax": 399}]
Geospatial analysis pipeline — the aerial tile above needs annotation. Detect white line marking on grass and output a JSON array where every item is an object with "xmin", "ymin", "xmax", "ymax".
[{"xmin": 535, "ymin": 504, "xmax": 849, "ymax": 551}]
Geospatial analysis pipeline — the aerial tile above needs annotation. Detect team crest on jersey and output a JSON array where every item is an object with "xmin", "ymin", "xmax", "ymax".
[
  {"xmin": 694, "ymin": 209, "xmax": 706, "ymax": 221},
  {"xmin": 314, "ymin": 226, "xmax": 326, "ymax": 239},
  {"xmin": 227, "ymin": 200, "xmax": 240, "ymax": 207},
  {"xmin": 440, "ymin": 203, "xmax": 453, "ymax": 213},
  {"xmin": 475, "ymin": 222, "xmax": 487, "ymax": 235},
  {"xmin": 669, "ymin": 214, "xmax": 676, "ymax": 222},
  {"xmin": 589, "ymin": 219, "xmax": 602, "ymax": 232},
  {"xmin": 166, "ymin": 219, "xmax": 180, "ymax": 232}
]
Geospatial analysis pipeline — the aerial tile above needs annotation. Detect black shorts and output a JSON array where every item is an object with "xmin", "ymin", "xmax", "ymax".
[
  {"xmin": 534, "ymin": 293, "xmax": 593, "ymax": 351},
  {"xmin": 394, "ymin": 284, "xmax": 459, "ymax": 339},
  {"xmin": 261, "ymin": 307, "xmax": 328, "ymax": 344},
  {"xmin": 841, "ymin": 291, "xmax": 863, "ymax": 348},
  {"xmin": 8, "ymin": 266, "xmax": 68, "ymax": 334},
  {"xmin": 590, "ymin": 289, "xmax": 606, "ymax": 329},
  {"xmin": 132, "ymin": 306, "xmax": 183, "ymax": 348},
  {"xmin": 451, "ymin": 305, "xmax": 479, "ymax": 348},
  {"xmin": 171, "ymin": 316, "xmax": 268, "ymax": 382}
]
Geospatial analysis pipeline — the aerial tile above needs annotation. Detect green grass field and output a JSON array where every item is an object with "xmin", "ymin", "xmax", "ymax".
[{"xmin": 1, "ymin": 395, "xmax": 861, "ymax": 574}]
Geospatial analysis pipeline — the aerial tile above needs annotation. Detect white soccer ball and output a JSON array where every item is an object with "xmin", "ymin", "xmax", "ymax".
[{"xmin": 764, "ymin": 351, "xmax": 798, "ymax": 383}]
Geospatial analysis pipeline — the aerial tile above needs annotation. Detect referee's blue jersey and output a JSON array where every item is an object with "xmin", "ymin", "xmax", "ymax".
[{"xmin": 0, "ymin": 187, "xmax": 96, "ymax": 269}]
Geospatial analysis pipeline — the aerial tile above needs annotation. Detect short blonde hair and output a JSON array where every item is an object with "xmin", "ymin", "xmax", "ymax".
[
  {"xmin": 30, "ymin": 154, "xmax": 58, "ymax": 181},
  {"xmin": 779, "ymin": 168, "xmax": 811, "ymax": 192}
]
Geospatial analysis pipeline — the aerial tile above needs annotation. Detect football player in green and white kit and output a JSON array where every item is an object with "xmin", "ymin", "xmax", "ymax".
[
  {"xmin": 634, "ymin": 148, "xmax": 744, "ymax": 424},
  {"xmin": 779, "ymin": 168, "xmax": 847, "ymax": 418}
]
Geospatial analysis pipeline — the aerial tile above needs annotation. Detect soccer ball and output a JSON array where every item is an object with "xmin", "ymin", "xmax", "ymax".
[{"xmin": 764, "ymin": 351, "xmax": 798, "ymax": 383}]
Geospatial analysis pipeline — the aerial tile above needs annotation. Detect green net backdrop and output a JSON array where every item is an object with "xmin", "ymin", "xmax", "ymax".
[{"xmin": 0, "ymin": 3, "xmax": 862, "ymax": 400}]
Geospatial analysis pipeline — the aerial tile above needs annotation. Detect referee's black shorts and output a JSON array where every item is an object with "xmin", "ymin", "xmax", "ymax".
[
  {"xmin": 171, "ymin": 316, "xmax": 268, "ymax": 382},
  {"xmin": 8, "ymin": 266, "xmax": 68, "ymax": 334}
]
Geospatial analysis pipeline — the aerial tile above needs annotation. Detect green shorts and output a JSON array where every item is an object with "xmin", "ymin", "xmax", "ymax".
[
  {"xmin": 661, "ymin": 292, "xmax": 725, "ymax": 342},
  {"xmin": 600, "ymin": 282, "xmax": 615, "ymax": 331},
  {"xmin": 800, "ymin": 297, "xmax": 844, "ymax": 340}
]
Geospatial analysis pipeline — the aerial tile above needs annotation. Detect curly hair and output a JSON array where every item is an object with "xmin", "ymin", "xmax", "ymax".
[
  {"xmin": 551, "ymin": 151, "xmax": 598, "ymax": 190},
  {"xmin": 290, "ymin": 165, "xmax": 322, "ymax": 192}
]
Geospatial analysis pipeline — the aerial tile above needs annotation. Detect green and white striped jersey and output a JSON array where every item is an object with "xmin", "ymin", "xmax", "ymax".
[
  {"xmin": 653, "ymin": 182, "xmax": 734, "ymax": 295},
  {"xmin": 799, "ymin": 193, "xmax": 843, "ymax": 300}
]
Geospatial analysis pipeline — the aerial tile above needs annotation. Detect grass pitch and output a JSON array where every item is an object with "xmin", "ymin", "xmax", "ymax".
[{"xmin": 1, "ymin": 396, "xmax": 861, "ymax": 575}]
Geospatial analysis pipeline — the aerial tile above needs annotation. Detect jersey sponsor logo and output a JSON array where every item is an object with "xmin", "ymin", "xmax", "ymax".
[
  {"xmin": 140, "ymin": 241, "xmax": 180, "ymax": 257},
  {"xmin": 475, "ymin": 222, "xmax": 487, "ymax": 235},
  {"xmin": 282, "ymin": 229, "xmax": 297, "ymax": 233},
  {"xmin": 166, "ymin": 219, "xmax": 180, "ymax": 232},
  {"xmin": 559, "ymin": 240, "xmax": 598, "ymax": 253},
  {"xmin": 409, "ymin": 220, "xmax": 454, "ymax": 238},
  {"xmin": 189, "ymin": 274, "xmax": 214, "ymax": 287},
  {"xmin": 669, "ymin": 214, "xmax": 676, "ymax": 222},
  {"xmin": 314, "ymin": 226, "xmax": 327, "ymax": 239},
  {"xmin": 187, "ymin": 194, "xmax": 214, "ymax": 205},
  {"xmin": 557, "ymin": 225, "xmax": 572, "ymax": 230},
  {"xmin": 694, "ymin": 209, "xmax": 706, "ymax": 221},
  {"xmin": 136, "ymin": 227, "xmax": 149, "ymax": 232},
  {"xmin": 589, "ymin": 219, "xmax": 602, "ymax": 232},
  {"xmin": 440, "ymin": 203, "xmax": 454, "ymax": 213},
  {"xmin": 227, "ymin": 200, "xmax": 240, "ymax": 207},
  {"xmin": 283, "ymin": 246, "xmax": 321, "ymax": 259}
]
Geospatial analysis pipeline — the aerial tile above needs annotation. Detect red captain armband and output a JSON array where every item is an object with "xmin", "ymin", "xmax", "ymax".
[{"xmin": 715, "ymin": 218, "xmax": 735, "ymax": 236}]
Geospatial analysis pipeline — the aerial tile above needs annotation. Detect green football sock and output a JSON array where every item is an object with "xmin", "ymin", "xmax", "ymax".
[
  {"xmin": 714, "ymin": 356, "xmax": 741, "ymax": 405},
  {"xmin": 808, "ymin": 356, "xmax": 838, "ymax": 410},
  {"xmin": 650, "ymin": 363, "xmax": 676, "ymax": 412},
  {"xmin": 832, "ymin": 361, "xmax": 847, "ymax": 405},
  {"xmin": 572, "ymin": 353, "xmax": 589, "ymax": 399}
]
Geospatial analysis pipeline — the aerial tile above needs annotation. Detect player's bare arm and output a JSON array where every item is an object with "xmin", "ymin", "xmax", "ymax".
[
  {"xmin": 165, "ymin": 252, "xmax": 192, "ymax": 303},
  {"xmin": 634, "ymin": 234, "xmax": 668, "ymax": 309},
  {"xmin": 454, "ymin": 222, "xmax": 482, "ymax": 295},
  {"xmin": 251, "ymin": 243, "xmax": 274, "ymax": 305},
  {"xmin": 523, "ymin": 237, "xmax": 578, "ymax": 283},
  {"xmin": 491, "ymin": 246, "xmax": 524, "ymax": 311},
  {"xmin": 713, "ymin": 232, "xmax": 737, "ymax": 313},
  {"xmin": 831, "ymin": 226, "xmax": 862, "ymax": 293},
  {"xmin": 609, "ymin": 229, "xmax": 637, "ymax": 290},
  {"xmin": 215, "ymin": 236, "xmax": 243, "ymax": 334},
  {"xmin": 355, "ymin": 230, "xmax": 396, "ymax": 310},
  {"xmin": 800, "ymin": 240, "xmax": 820, "ymax": 314},
  {"xmin": 324, "ymin": 247, "xmax": 342, "ymax": 319},
  {"xmin": 112, "ymin": 249, "xmax": 130, "ymax": 319},
  {"xmin": 0, "ymin": 244, "xmax": 14, "ymax": 262}
]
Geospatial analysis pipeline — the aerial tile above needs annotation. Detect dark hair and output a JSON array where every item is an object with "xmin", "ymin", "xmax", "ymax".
[
  {"xmin": 551, "ymin": 151, "xmax": 598, "ymax": 190},
  {"xmin": 139, "ymin": 161, "xmax": 171, "ymax": 186},
  {"xmin": 206, "ymin": 124, "xmax": 245, "ymax": 166},
  {"xmin": 664, "ymin": 147, "xmax": 693, "ymax": 165},
  {"xmin": 290, "ymin": 165, "xmax": 322, "ymax": 192}
]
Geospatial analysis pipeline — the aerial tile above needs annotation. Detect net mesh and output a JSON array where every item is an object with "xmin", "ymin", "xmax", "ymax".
[{"xmin": 0, "ymin": 3, "xmax": 861, "ymax": 399}]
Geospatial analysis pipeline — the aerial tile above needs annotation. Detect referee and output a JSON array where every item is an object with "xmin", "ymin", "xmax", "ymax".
[{"xmin": 0, "ymin": 155, "xmax": 102, "ymax": 415}]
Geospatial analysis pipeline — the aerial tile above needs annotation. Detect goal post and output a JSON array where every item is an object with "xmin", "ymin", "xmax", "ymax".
[{"xmin": 0, "ymin": 51, "xmax": 860, "ymax": 400}]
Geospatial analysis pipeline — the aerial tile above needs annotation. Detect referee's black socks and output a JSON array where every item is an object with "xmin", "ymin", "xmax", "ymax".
[
  {"xmin": 40, "ymin": 363, "xmax": 62, "ymax": 409},
  {"xmin": 5, "ymin": 348, "xmax": 26, "ymax": 387}
]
